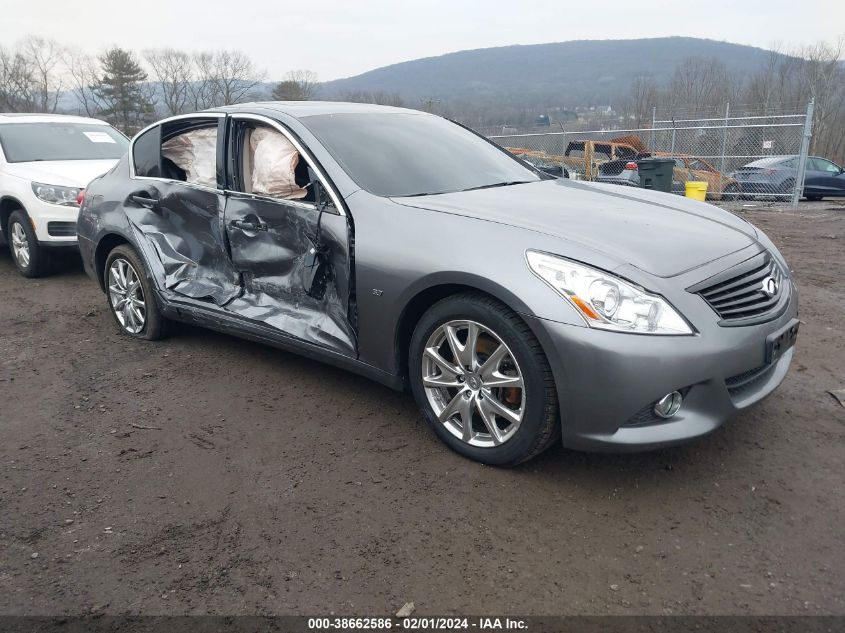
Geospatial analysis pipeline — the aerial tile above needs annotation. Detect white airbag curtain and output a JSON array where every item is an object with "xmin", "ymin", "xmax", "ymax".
[
  {"xmin": 161, "ymin": 127, "xmax": 218, "ymax": 188},
  {"xmin": 249, "ymin": 127, "xmax": 307, "ymax": 200}
]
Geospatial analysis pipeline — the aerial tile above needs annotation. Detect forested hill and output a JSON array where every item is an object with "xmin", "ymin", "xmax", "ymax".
[{"xmin": 320, "ymin": 37, "xmax": 791, "ymax": 106}]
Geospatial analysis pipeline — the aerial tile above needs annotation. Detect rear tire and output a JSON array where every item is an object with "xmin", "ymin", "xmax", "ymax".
[
  {"xmin": 104, "ymin": 244, "xmax": 167, "ymax": 340},
  {"xmin": 7, "ymin": 210, "xmax": 50, "ymax": 278},
  {"xmin": 409, "ymin": 293, "xmax": 559, "ymax": 467}
]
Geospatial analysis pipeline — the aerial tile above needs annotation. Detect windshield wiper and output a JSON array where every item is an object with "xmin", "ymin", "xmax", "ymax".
[{"xmin": 458, "ymin": 180, "xmax": 533, "ymax": 193}]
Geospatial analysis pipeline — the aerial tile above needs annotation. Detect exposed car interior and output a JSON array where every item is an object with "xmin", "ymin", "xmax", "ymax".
[
  {"xmin": 242, "ymin": 125, "xmax": 309, "ymax": 200},
  {"xmin": 161, "ymin": 126, "xmax": 217, "ymax": 187},
  {"xmin": 151, "ymin": 119, "xmax": 316, "ymax": 204}
]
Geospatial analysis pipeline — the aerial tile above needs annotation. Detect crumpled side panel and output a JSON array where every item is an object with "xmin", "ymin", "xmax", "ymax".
[
  {"xmin": 224, "ymin": 201, "xmax": 356, "ymax": 356},
  {"xmin": 125, "ymin": 183, "xmax": 240, "ymax": 306}
]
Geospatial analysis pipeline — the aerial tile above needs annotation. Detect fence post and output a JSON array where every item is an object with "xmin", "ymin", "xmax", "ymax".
[
  {"xmin": 719, "ymin": 102, "xmax": 730, "ymax": 195},
  {"xmin": 791, "ymin": 99, "xmax": 814, "ymax": 209},
  {"xmin": 650, "ymin": 106, "xmax": 656, "ymax": 151}
]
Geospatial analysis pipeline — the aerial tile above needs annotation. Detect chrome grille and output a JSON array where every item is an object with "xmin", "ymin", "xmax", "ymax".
[{"xmin": 690, "ymin": 252, "xmax": 787, "ymax": 324}]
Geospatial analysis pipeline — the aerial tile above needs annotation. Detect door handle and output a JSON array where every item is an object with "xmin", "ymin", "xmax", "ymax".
[
  {"xmin": 230, "ymin": 219, "xmax": 268, "ymax": 232},
  {"xmin": 129, "ymin": 193, "xmax": 160, "ymax": 209}
]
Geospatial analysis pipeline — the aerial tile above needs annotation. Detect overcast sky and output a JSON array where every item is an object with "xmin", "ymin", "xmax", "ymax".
[{"xmin": 3, "ymin": 0, "xmax": 843, "ymax": 81}]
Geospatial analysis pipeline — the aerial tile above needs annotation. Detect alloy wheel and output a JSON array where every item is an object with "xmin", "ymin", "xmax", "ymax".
[
  {"xmin": 10, "ymin": 222, "xmax": 30, "ymax": 268},
  {"xmin": 108, "ymin": 258, "xmax": 146, "ymax": 334},
  {"xmin": 421, "ymin": 320, "xmax": 525, "ymax": 447}
]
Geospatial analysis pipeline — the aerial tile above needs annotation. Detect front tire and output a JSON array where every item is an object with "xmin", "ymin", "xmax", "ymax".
[
  {"xmin": 104, "ymin": 245, "xmax": 167, "ymax": 340},
  {"xmin": 409, "ymin": 293, "xmax": 559, "ymax": 467},
  {"xmin": 7, "ymin": 210, "xmax": 49, "ymax": 278}
]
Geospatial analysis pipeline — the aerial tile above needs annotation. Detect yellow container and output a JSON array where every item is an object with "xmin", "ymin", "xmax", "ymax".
[{"xmin": 685, "ymin": 181, "xmax": 708, "ymax": 201}]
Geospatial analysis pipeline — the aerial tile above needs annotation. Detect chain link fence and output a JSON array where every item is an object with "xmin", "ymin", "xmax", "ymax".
[{"xmin": 485, "ymin": 102, "xmax": 814, "ymax": 208}]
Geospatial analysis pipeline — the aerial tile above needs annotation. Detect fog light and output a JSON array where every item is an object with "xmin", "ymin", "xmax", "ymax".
[{"xmin": 654, "ymin": 391, "xmax": 683, "ymax": 419}]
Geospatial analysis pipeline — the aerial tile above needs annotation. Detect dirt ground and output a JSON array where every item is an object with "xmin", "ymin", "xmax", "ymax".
[{"xmin": 0, "ymin": 203, "xmax": 843, "ymax": 617}]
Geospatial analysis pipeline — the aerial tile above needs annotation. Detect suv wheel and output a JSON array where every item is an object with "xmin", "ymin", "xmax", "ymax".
[
  {"xmin": 104, "ymin": 245, "xmax": 167, "ymax": 340},
  {"xmin": 8, "ymin": 210, "xmax": 49, "ymax": 278},
  {"xmin": 409, "ymin": 293, "xmax": 559, "ymax": 466}
]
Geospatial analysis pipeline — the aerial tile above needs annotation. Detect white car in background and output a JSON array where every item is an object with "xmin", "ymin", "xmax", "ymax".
[{"xmin": 0, "ymin": 114, "xmax": 128, "ymax": 277}]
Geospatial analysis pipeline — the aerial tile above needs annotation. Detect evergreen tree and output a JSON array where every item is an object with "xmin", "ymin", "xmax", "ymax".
[{"xmin": 93, "ymin": 48, "xmax": 152, "ymax": 133}]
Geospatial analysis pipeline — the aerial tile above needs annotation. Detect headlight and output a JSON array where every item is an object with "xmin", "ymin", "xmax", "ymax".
[
  {"xmin": 31, "ymin": 182, "xmax": 81, "ymax": 207},
  {"xmin": 526, "ymin": 250, "xmax": 693, "ymax": 335}
]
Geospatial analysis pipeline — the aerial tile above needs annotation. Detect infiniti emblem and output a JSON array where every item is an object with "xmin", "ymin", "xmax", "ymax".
[{"xmin": 761, "ymin": 276, "xmax": 778, "ymax": 298}]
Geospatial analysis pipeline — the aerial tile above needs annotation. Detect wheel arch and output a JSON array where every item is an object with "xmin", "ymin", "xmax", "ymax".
[
  {"xmin": 94, "ymin": 232, "xmax": 132, "ymax": 291},
  {"xmin": 393, "ymin": 276, "xmax": 536, "ymax": 381},
  {"xmin": 0, "ymin": 196, "xmax": 28, "ymax": 241}
]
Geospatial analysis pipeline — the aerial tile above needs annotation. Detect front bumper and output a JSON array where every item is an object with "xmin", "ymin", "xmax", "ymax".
[
  {"xmin": 525, "ymin": 281, "xmax": 799, "ymax": 452},
  {"xmin": 31, "ymin": 203, "xmax": 79, "ymax": 246}
]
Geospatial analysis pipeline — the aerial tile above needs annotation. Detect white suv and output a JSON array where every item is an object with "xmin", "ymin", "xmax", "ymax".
[{"xmin": 0, "ymin": 114, "xmax": 128, "ymax": 277}]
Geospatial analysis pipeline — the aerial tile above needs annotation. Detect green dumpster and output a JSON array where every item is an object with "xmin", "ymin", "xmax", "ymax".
[{"xmin": 637, "ymin": 158, "xmax": 675, "ymax": 193}]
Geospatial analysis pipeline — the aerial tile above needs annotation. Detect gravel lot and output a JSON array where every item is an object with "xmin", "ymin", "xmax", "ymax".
[{"xmin": 0, "ymin": 203, "xmax": 843, "ymax": 616}]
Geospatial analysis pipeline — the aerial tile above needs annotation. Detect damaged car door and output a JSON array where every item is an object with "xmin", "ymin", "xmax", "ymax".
[
  {"xmin": 127, "ymin": 114, "xmax": 239, "ymax": 305},
  {"xmin": 221, "ymin": 115, "xmax": 356, "ymax": 355}
]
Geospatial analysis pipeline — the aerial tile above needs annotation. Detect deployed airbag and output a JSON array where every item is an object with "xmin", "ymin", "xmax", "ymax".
[
  {"xmin": 161, "ymin": 128, "xmax": 217, "ymax": 188},
  {"xmin": 249, "ymin": 127, "xmax": 307, "ymax": 200}
]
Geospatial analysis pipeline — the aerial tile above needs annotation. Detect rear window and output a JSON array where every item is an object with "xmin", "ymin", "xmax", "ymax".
[{"xmin": 0, "ymin": 122, "xmax": 128, "ymax": 163}]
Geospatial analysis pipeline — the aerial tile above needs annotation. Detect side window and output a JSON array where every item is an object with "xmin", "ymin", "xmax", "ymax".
[
  {"xmin": 233, "ymin": 122, "xmax": 315, "ymax": 203},
  {"xmin": 594, "ymin": 144, "xmax": 612, "ymax": 161},
  {"xmin": 816, "ymin": 158, "xmax": 841, "ymax": 173},
  {"xmin": 161, "ymin": 120, "xmax": 219, "ymax": 187},
  {"xmin": 132, "ymin": 125, "xmax": 162, "ymax": 178},
  {"xmin": 674, "ymin": 159, "xmax": 687, "ymax": 169}
]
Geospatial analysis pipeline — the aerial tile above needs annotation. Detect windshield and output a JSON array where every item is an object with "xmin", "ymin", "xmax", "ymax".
[
  {"xmin": 0, "ymin": 122, "xmax": 128, "ymax": 163},
  {"xmin": 303, "ymin": 112, "xmax": 542, "ymax": 197}
]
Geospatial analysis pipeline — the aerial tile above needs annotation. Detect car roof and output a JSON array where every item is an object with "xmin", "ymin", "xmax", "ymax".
[
  {"xmin": 743, "ymin": 155, "xmax": 796, "ymax": 167},
  {"xmin": 0, "ymin": 113, "xmax": 113, "ymax": 126},
  {"xmin": 214, "ymin": 101, "xmax": 429, "ymax": 119}
]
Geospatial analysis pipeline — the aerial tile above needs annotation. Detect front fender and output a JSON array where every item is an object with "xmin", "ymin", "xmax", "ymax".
[{"xmin": 349, "ymin": 191, "xmax": 590, "ymax": 374}]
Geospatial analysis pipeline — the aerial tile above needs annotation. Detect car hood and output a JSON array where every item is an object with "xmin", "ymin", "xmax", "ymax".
[
  {"xmin": 392, "ymin": 179, "xmax": 759, "ymax": 277},
  {"xmin": 4, "ymin": 159, "xmax": 118, "ymax": 188}
]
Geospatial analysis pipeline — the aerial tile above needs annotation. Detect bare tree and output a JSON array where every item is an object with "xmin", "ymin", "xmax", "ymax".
[
  {"xmin": 65, "ymin": 47, "xmax": 103, "ymax": 116},
  {"xmin": 665, "ymin": 57, "xmax": 737, "ymax": 118},
  {"xmin": 626, "ymin": 76, "xmax": 658, "ymax": 128},
  {"xmin": 744, "ymin": 45, "xmax": 785, "ymax": 115},
  {"xmin": 0, "ymin": 46, "xmax": 33, "ymax": 111},
  {"xmin": 0, "ymin": 37, "xmax": 64, "ymax": 112},
  {"xmin": 19, "ymin": 36, "xmax": 63, "ymax": 112},
  {"xmin": 192, "ymin": 50, "xmax": 264, "ymax": 108},
  {"xmin": 740, "ymin": 37, "xmax": 845, "ymax": 163},
  {"xmin": 189, "ymin": 51, "xmax": 217, "ymax": 110},
  {"xmin": 145, "ymin": 48, "xmax": 193, "ymax": 115},
  {"xmin": 272, "ymin": 69, "xmax": 318, "ymax": 101},
  {"xmin": 791, "ymin": 38, "xmax": 845, "ymax": 159}
]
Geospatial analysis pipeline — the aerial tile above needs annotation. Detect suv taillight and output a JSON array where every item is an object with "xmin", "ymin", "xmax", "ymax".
[
  {"xmin": 76, "ymin": 189, "xmax": 85, "ymax": 207},
  {"xmin": 625, "ymin": 162, "xmax": 638, "ymax": 171}
]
